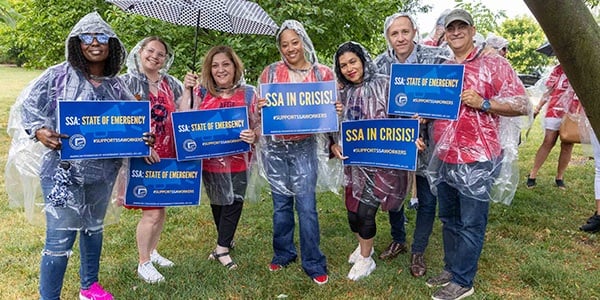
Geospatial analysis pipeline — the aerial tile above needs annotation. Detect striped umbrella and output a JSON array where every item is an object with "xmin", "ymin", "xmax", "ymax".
[{"xmin": 107, "ymin": 0, "xmax": 279, "ymax": 71}]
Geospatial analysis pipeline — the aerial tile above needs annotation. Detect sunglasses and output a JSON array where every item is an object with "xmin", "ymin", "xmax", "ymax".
[{"xmin": 79, "ymin": 33, "xmax": 110, "ymax": 45}]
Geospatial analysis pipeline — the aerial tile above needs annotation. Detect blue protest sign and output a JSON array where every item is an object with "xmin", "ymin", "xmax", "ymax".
[
  {"xmin": 341, "ymin": 118, "xmax": 419, "ymax": 170},
  {"xmin": 57, "ymin": 100, "xmax": 150, "ymax": 160},
  {"xmin": 260, "ymin": 81, "xmax": 338, "ymax": 135},
  {"xmin": 388, "ymin": 64, "xmax": 464, "ymax": 120},
  {"xmin": 172, "ymin": 106, "xmax": 250, "ymax": 161},
  {"xmin": 125, "ymin": 158, "xmax": 202, "ymax": 207}
]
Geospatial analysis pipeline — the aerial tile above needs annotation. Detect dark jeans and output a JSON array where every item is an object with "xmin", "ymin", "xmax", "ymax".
[
  {"xmin": 389, "ymin": 176, "xmax": 437, "ymax": 254},
  {"xmin": 437, "ymin": 181, "xmax": 491, "ymax": 288},
  {"xmin": 264, "ymin": 137, "xmax": 327, "ymax": 278}
]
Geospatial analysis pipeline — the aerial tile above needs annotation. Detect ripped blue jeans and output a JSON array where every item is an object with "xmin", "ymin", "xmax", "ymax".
[{"xmin": 39, "ymin": 178, "xmax": 114, "ymax": 300}]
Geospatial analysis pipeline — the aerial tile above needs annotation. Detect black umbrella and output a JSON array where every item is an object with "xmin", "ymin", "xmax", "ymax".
[
  {"xmin": 107, "ymin": 0, "xmax": 279, "ymax": 71},
  {"xmin": 536, "ymin": 41, "xmax": 555, "ymax": 57}
]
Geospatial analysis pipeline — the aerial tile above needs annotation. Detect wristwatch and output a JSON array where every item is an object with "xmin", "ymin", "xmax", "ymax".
[{"xmin": 481, "ymin": 99, "xmax": 491, "ymax": 112}]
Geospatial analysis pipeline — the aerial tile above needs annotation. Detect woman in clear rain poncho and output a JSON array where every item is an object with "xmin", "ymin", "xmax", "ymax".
[
  {"xmin": 183, "ymin": 45, "xmax": 258, "ymax": 271},
  {"xmin": 120, "ymin": 36, "xmax": 184, "ymax": 284},
  {"xmin": 256, "ymin": 20, "xmax": 337, "ymax": 285},
  {"xmin": 527, "ymin": 63, "xmax": 582, "ymax": 190},
  {"xmin": 4, "ymin": 12, "xmax": 152, "ymax": 300},
  {"xmin": 330, "ymin": 42, "xmax": 410, "ymax": 281}
]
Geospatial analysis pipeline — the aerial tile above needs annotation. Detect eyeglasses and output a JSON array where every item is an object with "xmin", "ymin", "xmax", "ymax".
[{"xmin": 79, "ymin": 33, "xmax": 110, "ymax": 45}]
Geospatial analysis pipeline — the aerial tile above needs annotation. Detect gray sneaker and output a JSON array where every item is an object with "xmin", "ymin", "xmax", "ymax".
[
  {"xmin": 432, "ymin": 282, "xmax": 474, "ymax": 300},
  {"xmin": 426, "ymin": 270, "xmax": 453, "ymax": 288}
]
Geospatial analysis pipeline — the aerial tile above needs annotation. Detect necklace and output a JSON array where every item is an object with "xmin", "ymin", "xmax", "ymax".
[{"xmin": 289, "ymin": 61, "xmax": 311, "ymax": 73}]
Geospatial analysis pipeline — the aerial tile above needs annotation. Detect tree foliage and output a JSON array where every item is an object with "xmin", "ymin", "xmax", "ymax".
[
  {"xmin": 455, "ymin": 0, "xmax": 506, "ymax": 35},
  {"xmin": 496, "ymin": 16, "xmax": 552, "ymax": 74},
  {"xmin": 0, "ymin": 0, "xmax": 428, "ymax": 83}
]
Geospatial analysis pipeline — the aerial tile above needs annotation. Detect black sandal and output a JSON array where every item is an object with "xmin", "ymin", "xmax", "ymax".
[
  {"xmin": 555, "ymin": 179, "xmax": 566, "ymax": 190},
  {"xmin": 209, "ymin": 251, "xmax": 237, "ymax": 270},
  {"xmin": 526, "ymin": 176, "xmax": 536, "ymax": 189}
]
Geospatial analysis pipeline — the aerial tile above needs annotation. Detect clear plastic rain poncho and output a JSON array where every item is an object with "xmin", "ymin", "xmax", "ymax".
[
  {"xmin": 5, "ymin": 12, "xmax": 134, "ymax": 229},
  {"xmin": 426, "ymin": 46, "xmax": 532, "ymax": 205},
  {"xmin": 255, "ymin": 20, "xmax": 342, "ymax": 197},
  {"xmin": 532, "ymin": 65, "xmax": 592, "ymax": 149},
  {"xmin": 334, "ymin": 42, "xmax": 410, "ymax": 212},
  {"xmin": 192, "ymin": 61, "xmax": 259, "ymax": 205},
  {"xmin": 422, "ymin": 9, "xmax": 450, "ymax": 47},
  {"xmin": 121, "ymin": 37, "xmax": 184, "ymax": 159},
  {"xmin": 485, "ymin": 33, "xmax": 508, "ymax": 52}
]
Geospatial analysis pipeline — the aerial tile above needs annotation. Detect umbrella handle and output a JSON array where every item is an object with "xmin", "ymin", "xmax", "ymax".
[{"xmin": 189, "ymin": 86, "xmax": 194, "ymax": 109}]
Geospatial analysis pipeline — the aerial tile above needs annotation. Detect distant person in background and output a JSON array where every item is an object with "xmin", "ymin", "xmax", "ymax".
[
  {"xmin": 486, "ymin": 33, "xmax": 508, "ymax": 57},
  {"xmin": 527, "ymin": 63, "xmax": 581, "ymax": 190},
  {"xmin": 121, "ymin": 36, "xmax": 184, "ymax": 284},
  {"xmin": 422, "ymin": 10, "xmax": 450, "ymax": 47}
]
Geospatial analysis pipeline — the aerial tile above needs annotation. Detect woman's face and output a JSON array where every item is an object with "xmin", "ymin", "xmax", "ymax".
[
  {"xmin": 279, "ymin": 29, "xmax": 306, "ymax": 68},
  {"xmin": 338, "ymin": 51, "xmax": 364, "ymax": 84},
  {"xmin": 140, "ymin": 40, "xmax": 167, "ymax": 74},
  {"xmin": 211, "ymin": 52, "xmax": 236, "ymax": 88},
  {"xmin": 79, "ymin": 33, "xmax": 110, "ymax": 63}
]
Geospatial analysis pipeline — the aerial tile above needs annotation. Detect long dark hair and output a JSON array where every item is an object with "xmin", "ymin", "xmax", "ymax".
[
  {"xmin": 334, "ymin": 42, "xmax": 367, "ymax": 87},
  {"xmin": 67, "ymin": 36, "xmax": 126, "ymax": 77}
]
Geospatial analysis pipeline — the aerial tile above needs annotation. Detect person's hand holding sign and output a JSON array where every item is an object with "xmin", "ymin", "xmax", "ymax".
[
  {"xmin": 330, "ymin": 143, "xmax": 348, "ymax": 160},
  {"xmin": 240, "ymin": 129, "xmax": 256, "ymax": 144},
  {"xmin": 35, "ymin": 127, "xmax": 69, "ymax": 150}
]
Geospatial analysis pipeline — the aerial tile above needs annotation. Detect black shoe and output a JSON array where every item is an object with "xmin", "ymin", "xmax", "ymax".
[
  {"xmin": 580, "ymin": 212, "xmax": 600, "ymax": 233},
  {"xmin": 526, "ymin": 176, "xmax": 536, "ymax": 189}
]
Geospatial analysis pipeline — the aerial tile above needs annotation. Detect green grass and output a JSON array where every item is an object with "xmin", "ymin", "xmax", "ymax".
[{"xmin": 1, "ymin": 65, "xmax": 599, "ymax": 299}]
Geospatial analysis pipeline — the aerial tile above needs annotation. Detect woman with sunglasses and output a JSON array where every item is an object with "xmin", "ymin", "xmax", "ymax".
[
  {"xmin": 120, "ymin": 36, "xmax": 184, "ymax": 284},
  {"xmin": 7, "ymin": 12, "xmax": 148, "ymax": 300}
]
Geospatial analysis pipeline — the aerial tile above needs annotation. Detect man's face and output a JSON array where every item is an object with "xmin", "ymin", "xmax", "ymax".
[
  {"xmin": 386, "ymin": 16, "xmax": 416, "ymax": 58},
  {"xmin": 444, "ymin": 21, "xmax": 476, "ymax": 52}
]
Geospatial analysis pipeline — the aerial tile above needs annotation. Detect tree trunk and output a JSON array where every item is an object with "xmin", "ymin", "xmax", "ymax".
[{"xmin": 525, "ymin": 0, "xmax": 600, "ymax": 136}]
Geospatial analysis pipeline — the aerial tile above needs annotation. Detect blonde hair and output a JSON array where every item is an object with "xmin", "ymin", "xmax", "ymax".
[{"xmin": 200, "ymin": 46, "xmax": 244, "ymax": 96}]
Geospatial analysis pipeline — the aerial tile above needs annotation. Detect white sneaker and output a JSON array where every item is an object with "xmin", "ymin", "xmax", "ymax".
[
  {"xmin": 137, "ymin": 261, "xmax": 165, "ymax": 284},
  {"xmin": 151, "ymin": 249, "xmax": 174, "ymax": 267},
  {"xmin": 348, "ymin": 244, "xmax": 374, "ymax": 264},
  {"xmin": 347, "ymin": 255, "xmax": 376, "ymax": 281}
]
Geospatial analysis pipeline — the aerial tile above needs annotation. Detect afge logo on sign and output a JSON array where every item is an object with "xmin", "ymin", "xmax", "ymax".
[
  {"xmin": 395, "ymin": 93, "xmax": 408, "ymax": 107},
  {"xmin": 133, "ymin": 185, "xmax": 148, "ymax": 198},
  {"xmin": 183, "ymin": 139, "xmax": 197, "ymax": 152},
  {"xmin": 69, "ymin": 134, "xmax": 86, "ymax": 150}
]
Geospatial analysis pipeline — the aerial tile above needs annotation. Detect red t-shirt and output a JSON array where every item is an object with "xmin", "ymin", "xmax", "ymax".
[
  {"xmin": 150, "ymin": 80, "xmax": 177, "ymax": 158},
  {"xmin": 197, "ymin": 87, "xmax": 256, "ymax": 173},
  {"xmin": 433, "ymin": 48, "xmax": 527, "ymax": 164}
]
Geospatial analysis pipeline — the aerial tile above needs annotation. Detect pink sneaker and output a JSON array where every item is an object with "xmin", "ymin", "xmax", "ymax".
[
  {"xmin": 312, "ymin": 274, "xmax": 328, "ymax": 285},
  {"xmin": 79, "ymin": 282, "xmax": 113, "ymax": 300}
]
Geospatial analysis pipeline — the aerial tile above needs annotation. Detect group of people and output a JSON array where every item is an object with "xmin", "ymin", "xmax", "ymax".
[{"xmin": 7, "ymin": 7, "xmax": 542, "ymax": 300}]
